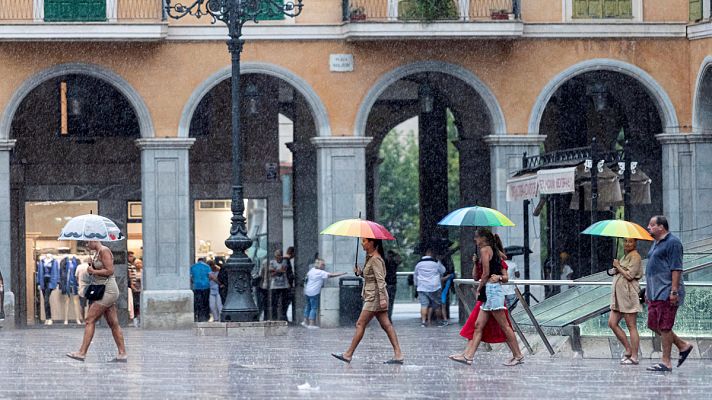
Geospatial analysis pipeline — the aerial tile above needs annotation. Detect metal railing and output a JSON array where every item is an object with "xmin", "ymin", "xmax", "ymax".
[
  {"xmin": 454, "ymin": 278, "xmax": 712, "ymax": 356},
  {"xmin": 343, "ymin": 0, "xmax": 518, "ymax": 22}
]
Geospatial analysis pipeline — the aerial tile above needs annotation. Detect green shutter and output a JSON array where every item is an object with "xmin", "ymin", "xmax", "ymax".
[
  {"xmin": 45, "ymin": 0, "xmax": 106, "ymax": 22},
  {"xmin": 690, "ymin": 0, "xmax": 703, "ymax": 21},
  {"xmin": 573, "ymin": 0, "xmax": 589, "ymax": 18},
  {"xmin": 573, "ymin": 0, "xmax": 632, "ymax": 19},
  {"xmin": 256, "ymin": 0, "xmax": 286, "ymax": 21}
]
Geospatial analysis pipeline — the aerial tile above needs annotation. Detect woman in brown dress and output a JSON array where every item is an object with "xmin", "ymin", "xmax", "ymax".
[
  {"xmin": 609, "ymin": 238, "xmax": 643, "ymax": 365},
  {"xmin": 66, "ymin": 240, "xmax": 127, "ymax": 362},
  {"xmin": 332, "ymin": 238, "xmax": 404, "ymax": 364}
]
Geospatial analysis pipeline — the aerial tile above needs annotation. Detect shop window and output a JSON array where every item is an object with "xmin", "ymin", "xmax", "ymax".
[
  {"xmin": 571, "ymin": 0, "xmax": 633, "ymax": 19},
  {"xmin": 25, "ymin": 201, "xmax": 98, "ymax": 325},
  {"xmin": 44, "ymin": 0, "xmax": 106, "ymax": 22},
  {"xmin": 194, "ymin": 199, "xmax": 268, "ymax": 265}
]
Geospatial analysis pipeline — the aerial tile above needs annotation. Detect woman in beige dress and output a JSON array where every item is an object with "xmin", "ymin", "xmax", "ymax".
[
  {"xmin": 332, "ymin": 238, "xmax": 404, "ymax": 364},
  {"xmin": 66, "ymin": 240, "xmax": 127, "ymax": 362},
  {"xmin": 608, "ymin": 238, "xmax": 643, "ymax": 365}
]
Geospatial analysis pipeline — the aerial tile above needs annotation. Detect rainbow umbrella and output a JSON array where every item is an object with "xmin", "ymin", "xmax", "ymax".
[
  {"xmin": 320, "ymin": 217, "xmax": 395, "ymax": 274},
  {"xmin": 581, "ymin": 219, "xmax": 653, "ymax": 241},
  {"xmin": 438, "ymin": 206, "xmax": 515, "ymax": 227},
  {"xmin": 320, "ymin": 218, "xmax": 395, "ymax": 240}
]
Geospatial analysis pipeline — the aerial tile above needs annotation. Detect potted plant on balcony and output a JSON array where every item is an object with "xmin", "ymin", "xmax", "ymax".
[
  {"xmin": 399, "ymin": 0, "xmax": 458, "ymax": 22},
  {"xmin": 490, "ymin": 9, "xmax": 509, "ymax": 20},
  {"xmin": 350, "ymin": 6, "xmax": 367, "ymax": 21}
]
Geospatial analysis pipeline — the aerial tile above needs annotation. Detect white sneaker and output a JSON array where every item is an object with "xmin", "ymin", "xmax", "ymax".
[
  {"xmin": 133, "ymin": 319, "xmax": 139, "ymax": 328},
  {"xmin": 300, "ymin": 321, "xmax": 307, "ymax": 327},
  {"xmin": 307, "ymin": 325, "xmax": 319, "ymax": 329},
  {"xmin": 76, "ymin": 319, "xmax": 82, "ymax": 325},
  {"xmin": 45, "ymin": 320, "xmax": 53, "ymax": 325}
]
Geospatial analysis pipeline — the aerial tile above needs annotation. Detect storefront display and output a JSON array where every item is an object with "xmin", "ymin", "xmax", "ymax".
[{"xmin": 25, "ymin": 201, "xmax": 97, "ymax": 325}]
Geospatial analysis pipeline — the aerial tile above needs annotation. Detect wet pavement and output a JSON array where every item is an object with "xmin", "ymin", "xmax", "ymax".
[{"xmin": 1, "ymin": 315, "xmax": 711, "ymax": 399}]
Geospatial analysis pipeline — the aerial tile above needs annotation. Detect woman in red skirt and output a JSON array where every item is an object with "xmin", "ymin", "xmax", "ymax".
[{"xmin": 449, "ymin": 231, "xmax": 524, "ymax": 366}]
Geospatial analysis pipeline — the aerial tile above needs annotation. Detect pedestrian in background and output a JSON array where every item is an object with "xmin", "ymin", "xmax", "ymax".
[
  {"xmin": 302, "ymin": 258, "xmax": 345, "ymax": 328},
  {"xmin": 66, "ymin": 241, "xmax": 126, "ymax": 362},
  {"xmin": 413, "ymin": 246, "xmax": 445, "ymax": 327},
  {"xmin": 332, "ymin": 238, "xmax": 404, "ymax": 364},
  {"xmin": 645, "ymin": 215, "xmax": 693, "ymax": 372},
  {"xmin": 385, "ymin": 250, "xmax": 401, "ymax": 321},
  {"xmin": 208, "ymin": 260, "xmax": 223, "ymax": 322},
  {"xmin": 609, "ymin": 238, "xmax": 642, "ymax": 365},
  {"xmin": 190, "ymin": 257, "xmax": 211, "ymax": 322},
  {"xmin": 283, "ymin": 246, "xmax": 296, "ymax": 322},
  {"xmin": 268, "ymin": 249, "xmax": 289, "ymax": 321}
]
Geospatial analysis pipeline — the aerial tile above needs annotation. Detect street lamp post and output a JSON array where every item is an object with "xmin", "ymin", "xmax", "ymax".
[{"xmin": 164, "ymin": 0, "xmax": 304, "ymax": 322}]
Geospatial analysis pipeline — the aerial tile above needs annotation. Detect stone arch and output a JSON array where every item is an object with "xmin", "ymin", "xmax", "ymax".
[
  {"xmin": 692, "ymin": 56, "xmax": 712, "ymax": 133},
  {"xmin": 528, "ymin": 58, "xmax": 679, "ymax": 135},
  {"xmin": 0, "ymin": 62, "xmax": 154, "ymax": 139},
  {"xmin": 178, "ymin": 62, "xmax": 331, "ymax": 138},
  {"xmin": 354, "ymin": 60, "xmax": 507, "ymax": 137}
]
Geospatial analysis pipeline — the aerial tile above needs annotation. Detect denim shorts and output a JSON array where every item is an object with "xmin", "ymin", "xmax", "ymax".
[
  {"xmin": 480, "ymin": 283, "xmax": 506, "ymax": 311},
  {"xmin": 418, "ymin": 289, "xmax": 442, "ymax": 308}
]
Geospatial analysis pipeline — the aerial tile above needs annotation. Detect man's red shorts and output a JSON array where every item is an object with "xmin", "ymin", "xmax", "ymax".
[{"xmin": 647, "ymin": 300, "xmax": 679, "ymax": 331}]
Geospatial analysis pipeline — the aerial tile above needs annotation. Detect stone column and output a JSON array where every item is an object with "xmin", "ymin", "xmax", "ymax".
[
  {"xmin": 485, "ymin": 135, "xmax": 546, "ymax": 301},
  {"xmin": 136, "ymin": 138, "xmax": 195, "ymax": 329},
  {"xmin": 657, "ymin": 133, "xmax": 712, "ymax": 242},
  {"xmin": 311, "ymin": 136, "xmax": 371, "ymax": 328},
  {"xmin": 0, "ymin": 140, "xmax": 16, "ymax": 328}
]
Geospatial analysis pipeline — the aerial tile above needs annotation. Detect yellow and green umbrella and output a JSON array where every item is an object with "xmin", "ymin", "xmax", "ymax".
[{"xmin": 581, "ymin": 219, "xmax": 653, "ymax": 241}]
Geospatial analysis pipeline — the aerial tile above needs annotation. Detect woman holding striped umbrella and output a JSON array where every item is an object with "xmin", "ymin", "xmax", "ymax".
[{"xmin": 322, "ymin": 218, "xmax": 404, "ymax": 364}]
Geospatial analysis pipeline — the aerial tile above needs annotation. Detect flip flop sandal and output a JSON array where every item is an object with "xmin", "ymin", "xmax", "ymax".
[
  {"xmin": 503, "ymin": 356, "xmax": 525, "ymax": 367},
  {"xmin": 331, "ymin": 353, "xmax": 352, "ymax": 364},
  {"xmin": 66, "ymin": 353, "xmax": 85, "ymax": 362},
  {"xmin": 383, "ymin": 359, "xmax": 404, "ymax": 365},
  {"xmin": 678, "ymin": 345, "xmax": 694, "ymax": 367},
  {"xmin": 620, "ymin": 357, "xmax": 638, "ymax": 365},
  {"xmin": 646, "ymin": 363, "xmax": 672, "ymax": 372},
  {"xmin": 109, "ymin": 357, "xmax": 128, "ymax": 363},
  {"xmin": 620, "ymin": 354, "xmax": 632, "ymax": 362},
  {"xmin": 449, "ymin": 355, "xmax": 473, "ymax": 366}
]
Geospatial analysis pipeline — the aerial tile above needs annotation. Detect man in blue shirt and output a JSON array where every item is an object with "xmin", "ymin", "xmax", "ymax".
[
  {"xmin": 190, "ymin": 258, "xmax": 212, "ymax": 322},
  {"xmin": 645, "ymin": 215, "xmax": 694, "ymax": 372}
]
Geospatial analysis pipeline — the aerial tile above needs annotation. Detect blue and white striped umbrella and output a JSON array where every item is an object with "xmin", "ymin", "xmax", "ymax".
[{"xmin": 438, "ymin": 206, "xmax": 515, "ymax": 227}]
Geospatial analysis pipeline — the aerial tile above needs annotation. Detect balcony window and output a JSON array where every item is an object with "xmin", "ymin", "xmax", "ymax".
[
  {"xmin": 571, "ymin": 0, "xmax": 633, "ymax": 19},
  {"xmin": 44, "ymin": 0, "xmax": 106, "ymax": 22}
]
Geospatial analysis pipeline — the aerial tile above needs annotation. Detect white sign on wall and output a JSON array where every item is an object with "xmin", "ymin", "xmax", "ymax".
[{"xmin": 330, "ymin": 54, "xmax": 354, "ymax": 72}]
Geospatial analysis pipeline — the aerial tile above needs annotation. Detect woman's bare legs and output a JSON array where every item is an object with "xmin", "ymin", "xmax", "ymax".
[
  {"xmin": 375, "ymin": 311, "xmax": 403, "ymax": 360},
  {"xmin": 73, "ymin": 302, "xmax": 107, "ymax": 356},
  {"xmin": 104, "ymin": 304, "xmax": 127, "ymax": 357},
  {"xmin": 622, "ymin": 312, "xmax": 640, "ymax": 362},
  {"xmin": 342, "ymin": 310, "xmax": 375, "ymax": 360},
  {"xmin": 608, "ymin": 310, "xmax": 632, "ymax": 358},
  {"xmin": 459, "ymin": 310, "xmax": 491, "ymax": 360},
  {"xmin": 490, "ymin": 309, "xmax": 523, "ymax": 359}
]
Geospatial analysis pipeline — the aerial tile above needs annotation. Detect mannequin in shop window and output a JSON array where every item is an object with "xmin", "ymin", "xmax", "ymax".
[
  {"xmin": 60, "ymin": 256, "xmax": 82, "ymax": 325},
  {"xmin": 75, "ymin": 257, "xmax": 91, "ymax": 322},
  {"xmin": 37, "ymin": 254, "xmax": 60, "ymax": 325}
]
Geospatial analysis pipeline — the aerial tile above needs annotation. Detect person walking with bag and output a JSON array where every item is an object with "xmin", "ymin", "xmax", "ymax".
[
  {"xmin": 609, "ymin": 238, "xmax": 643, "ymax": 365},
  {"xmin": 332, "ymin": 238, "xmax": 404, "ymax": 364},
  {"xmin": 66, "ymin": 240, "xmax": 126, "ymax": 362}
]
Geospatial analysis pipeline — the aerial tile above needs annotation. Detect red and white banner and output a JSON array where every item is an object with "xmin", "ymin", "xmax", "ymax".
[
  {"xmin": 537, "ymin": 167, "xmax": 576, "ymax": 195},
  {"xmin": 506, "ymin": 173, "xmax": 538, "ymax": 202}
]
